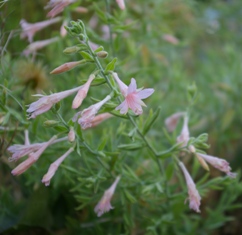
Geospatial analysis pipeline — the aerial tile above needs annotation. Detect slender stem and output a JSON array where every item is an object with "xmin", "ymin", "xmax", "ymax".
[{"xmin": 56, "ymin": 111, "xmax": 69, "ymax": 129}]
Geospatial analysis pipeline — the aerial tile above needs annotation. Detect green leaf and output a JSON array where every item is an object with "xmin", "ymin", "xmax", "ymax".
[
  {"xmin": 165, "ymin": 163, "xmax": 174, "ymax": 180},
  {"xmin": 104, "ymin": 57, "xmax": 117, "ymax": 73},
  {"xmin": 80, "ymin": 51, "xmax": 94, "ymax": 61},
  {"xmin": 142, "ymin": 107, "xmax": 161, "ymax": 135},
  {"xmin": 94, "ymin": 46, "xmax": 104, "ymax": 53},
  {"xmin": 124, "ymin": 189, "xmax": 137, "ymax": 203},
  {"xmin": 118, "ymin": 141, "xmax": 144, "ymax": 150},
  {"xmin": 97, "ymin": 136, "xmax": 108, "ymax": 151}
]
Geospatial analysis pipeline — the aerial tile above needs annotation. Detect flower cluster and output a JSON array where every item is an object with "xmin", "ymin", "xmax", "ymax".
[{"xmin": 165, "ymin": 112, "xmax": 236, "ymax": 212}]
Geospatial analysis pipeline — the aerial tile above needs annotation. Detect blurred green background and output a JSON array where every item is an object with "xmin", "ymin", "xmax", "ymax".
[{"xmin": 1, "ymin": 0, "xmax": 242, "ymax": 234}]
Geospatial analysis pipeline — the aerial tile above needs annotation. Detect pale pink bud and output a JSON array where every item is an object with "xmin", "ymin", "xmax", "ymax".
[
  {"xmin": 165, "ymin": 112, "xmax": 185, "ymax": 132},
  {"xmin": 179, "ymin": 162, "xmax": 201, "ymax": 213},
  {"xmin": 27, "ymin": 85, "xmax": 82, "ymax": 118},
  {"xmin": 23, "ymin": 37, "xmax": 59, "ymax": 56},
  {"xmin": 197, "ymin": 153, "xmax": 236, "ymax": 178},
  {"xmin": 60, "ymin": 20, "xmax": 68, "ymax": 37},
  {"xmin": 74, "ymin": 95, "xmax": 111, "ymax": 129},
  {"xmin": 177, "ymin": 116, "xmax": 190, "ymax": 146},
  {"xmin": 24, "ymin": 129, "xmax": 30, "ymax": 145},
  {"xmin": 20, "ymin": 17, "xmax": 61, "ymax": 42},
  {"xmin": 115, "ymin": 77, "xmax": 154, "ymax": 115},
  {"xmin": 50, "ymin": 61, "xmax": 83, "ymax": 74},
  {"xmin": 68, "ymin": 127, "xmax": 75, "ymax": 142},
  {"xmin": 94, "ymin": 176, "xmax": 121, "ymax": 217},
  {"xmin": 196, "ymin": 153, "xmax": 210, "ymax": 172},
  {"xmin": 116, "ymin": 0, "xmax": 125, "ymax": 10},
  {"xmin": 85, "ymin": 113, "xmax": 113, "ymax": 129},
  {"xmin": 11, "ymin": 136, "xmax": 57, "ymax": 176},
  {"xmin": 42, "ymin": 147, "xmax": 74, "ymax": 186},
  {"xmin": 162, "ymin": 34, "xmax": 179, "ymax": 45},
  {"xmin": 72, "ymin": 74, "xmax": 95, "ymax": 109}
]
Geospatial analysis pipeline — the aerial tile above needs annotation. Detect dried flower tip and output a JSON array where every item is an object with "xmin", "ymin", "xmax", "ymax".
[
  {"xmin": 42, "ymin": 147, "xmax": 74, "ymax": 186},
  {"xmin": 94, "ymin": 176, "xmax": 121, "ymax": 217},
  {"xmin": 197, "ymin": 153, "xmax": 236, "ymax": 178},
  {"xmin": 72, "ymin": 74, "xmax": 95, "ymax": 109},
  {"xmin": 165, "ymin": 112, "xmax": 185, "ymax": 132},
  {"xmin": 177, "ymin": 116, "xmax": 190, "ymax": 147},
  {"xmin": 179, "ymin": 161, "xmax": 201, "ymax": 213},
  {"xmin": 50, "ymin": 61, "xmax": 83, "ymax": 74}
]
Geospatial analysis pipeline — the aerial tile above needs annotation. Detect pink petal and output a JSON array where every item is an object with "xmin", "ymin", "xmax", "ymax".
[
  {"xmin": 128, "ymin": 78, "xmax": 137, "ymax": 94},
  {"xmin": 116, "ymin": 100, "xmax": 129, "ymax": 114},
  {"xmin": 137, "ymin": 88, "xmax": 154, "ymax": 99}
]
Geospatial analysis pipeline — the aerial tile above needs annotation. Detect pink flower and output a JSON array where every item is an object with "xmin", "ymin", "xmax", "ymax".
[
  {"xmin": 60, "ymin": 20, "xmax": 68, "ymax": 37},
  {"xmin": 72, "ymin": 74, "xmax": 95, "ymax": 109},
  {"xmin": 23, "ymin": 37, "xmax": 59, "ymax": 56},
  {"xmin": 84, "ymin": 113, "xmax": 113, "ymax": 129},
  {"xmin": 50, "ymin": 61, "xmax": 83, "ymax": 74},
  {"xmin": 94, "ymin": 176, "xmax": 121, "ymax": 217},
  {"xmin": 177, "ymin": 116, "xmax": 190, "ymax": 146},
  {"xmin": 179, "ymin": 162, "xmax": 201, "ymax": 213},
  {"xmin": 165, "ymin": 112, "xmax": 185, "ymax": 132},
  {"xmin": 46, "ymin": 0, "xmax": 77, "ymax": 18},
  {"xmin": 113, "ymin": 73, "xmax": 154, "ymax": 115},
  {"xmin": 27, "ymin": 85, "xmax": 82, "ymax": 118},
  {"xmin": 116, "ymin": 0, "xmax": 125, "ymax": 10},
  {"xmin": 20, "ymin": 17, "xmax": 61, "ymax": 42},
  {"xmin": 196, "ymin": 153, "xmax": 236, "ymax": 178},
  {"xmin": 162, "ymin": 34, "xmax": 179, "ymax": 45},
  {"xmin": 11, "ymin": 136, "xmax": 57, "ymax": 176},
  {"xmin": 73, "ymin": 95, "xmax": 111, "ymax": 129},
  {"xmin": 42, "ymin": 147, "xmax": 74, "ymax": 186}
]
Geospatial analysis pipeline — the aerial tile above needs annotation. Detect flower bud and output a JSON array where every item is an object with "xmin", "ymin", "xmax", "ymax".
[
  {"xmin": 96, "ymin": 51, "xmax": 108, "ymax": 58},
  {"xmin": 63, "ymin": 46, "xmax": 81, "ymax": 54},
  {"xmin": 43, "ymin": 120, "xmax": 60, "ymax": 127},
  {"xmin": 50, "ymin": 61, "xmax": 84, "ymax": 74},
  {"xmin": 68, "ymin": 127, "xmax": 75, "ymax": 142}
]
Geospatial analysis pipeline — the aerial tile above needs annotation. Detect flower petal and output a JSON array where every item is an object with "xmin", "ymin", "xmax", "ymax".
[
  {"xmin": 137, "ymin": 88, "xmax": 154, "ymax": 99},
  {"xmin": 128, "ymin": 78, "xmax": 137, "ymax": 94}
]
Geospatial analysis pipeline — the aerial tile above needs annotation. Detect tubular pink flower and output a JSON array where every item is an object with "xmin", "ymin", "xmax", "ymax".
[
  {"xmin": 179, "ymin": 162, "xmax": 201, "ymax": 213},
  {"xmin": 60, "ymin": 20, "xmax": 68, "ymax": 37},
  {"xmin": 72, "ymin": 74, "xmax": 95, "ymax": 109},
  {"xmin": 94, "ymin": 176, "xmax": 121, "ymax": 217},
  {"xmin": 73, "ymin": 95, "xmax": 111, "ymax": 129},
  {"xmin": 165, "ymin": 112, "xmax": 185, "ymax": 132},
  {"xmin": 46, "ymin": 0, "xmax": 77, "ymax": 18},
  {"xmin": 27, "ymin": 85, "xmax": 82, "ymax": 118},
  {"xmin": 162, "ymin": 34, "xmax": 179, "ymax": 45},
  {"xmin": 116, "ymin": 0, "xmax": 125, "ymax": 10},
  {"xmin": 23, "ymin": 37, "xmax": 59, "ymax": 56},
  {"xmin": 84, "ymin": 113, "xmax": 113, "ymax": 129},
  {"xmin": 197, "ymin": 153, "xmax": 236, "ymax": 178},
  {"xmin": 42, "ymin": 147, "xmax": 74, "ymax": 186},
  {"xmin": 177, "ymin": 116, "xmax": 190, "ymax": 146},
  {"xmin": 50, "ymin": 61, "xmax": 83, "ymax": 74},
  {"xmin": 114, "ymin": 75, "xmax": 154, "ymax": 115},
  {"xmin": 20, "ymin": 17, "xmax": 61, "ymax": 42},
  {"xmin": 11, "ymin": 136, "xmax": 57, "ymax": 176},
  {"xmin": 68, "ymin": 127, "xmax": 75, "ymax": 142}
]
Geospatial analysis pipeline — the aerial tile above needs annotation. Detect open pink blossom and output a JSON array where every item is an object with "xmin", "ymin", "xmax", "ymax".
[
  {"xmin": 72, "ymin": 74, "xmax": 95, "ymax": 109},
  {"xmin": 46, "ymin": 0, "xmax": 77, "ymax": 18},
  {"xmin": 113, "ymin": 73, "xmax": 154, "ymax": 115},
  {"xmin": 23, "ymin": 37, "xmax": 59, "ymax": 56},
  {"xmin": 116, "ymin": 0, "xmax": 125, "ymax": 10},
  {"xmin": 94, "ymin": 176, "xmax": 121, "ymax": 217},
  {"xmin": 11, "ymin": 136, "xmax": 57, "ymax": 176},
  {"xmin": 27, "ymin": 85, "xmax": 82, "ymax": 118},
  {"xmin": 177, "ymin": 116, "xmax": 190, "ymax": 147},
  {"xmin": 42, "ymin": 147, "xmax": 74, "ymax": 186},
  {"xmin": 73, "ymin": 95, "xmax": 111, "ymax": 129},
  {"xmin": 197, "ymin": 153, "xmax": 236, "ymax": 178},
  {"xmin": 20, "ymin": 17, "xmax": 61, "ymax": 42},
  {"xmin": 165, "ymin": 112, "xmax": 185, "ymax": 132},
  {"xmin": 179, "ymin": 162, "xmax": 201, "ymax": 213}
]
